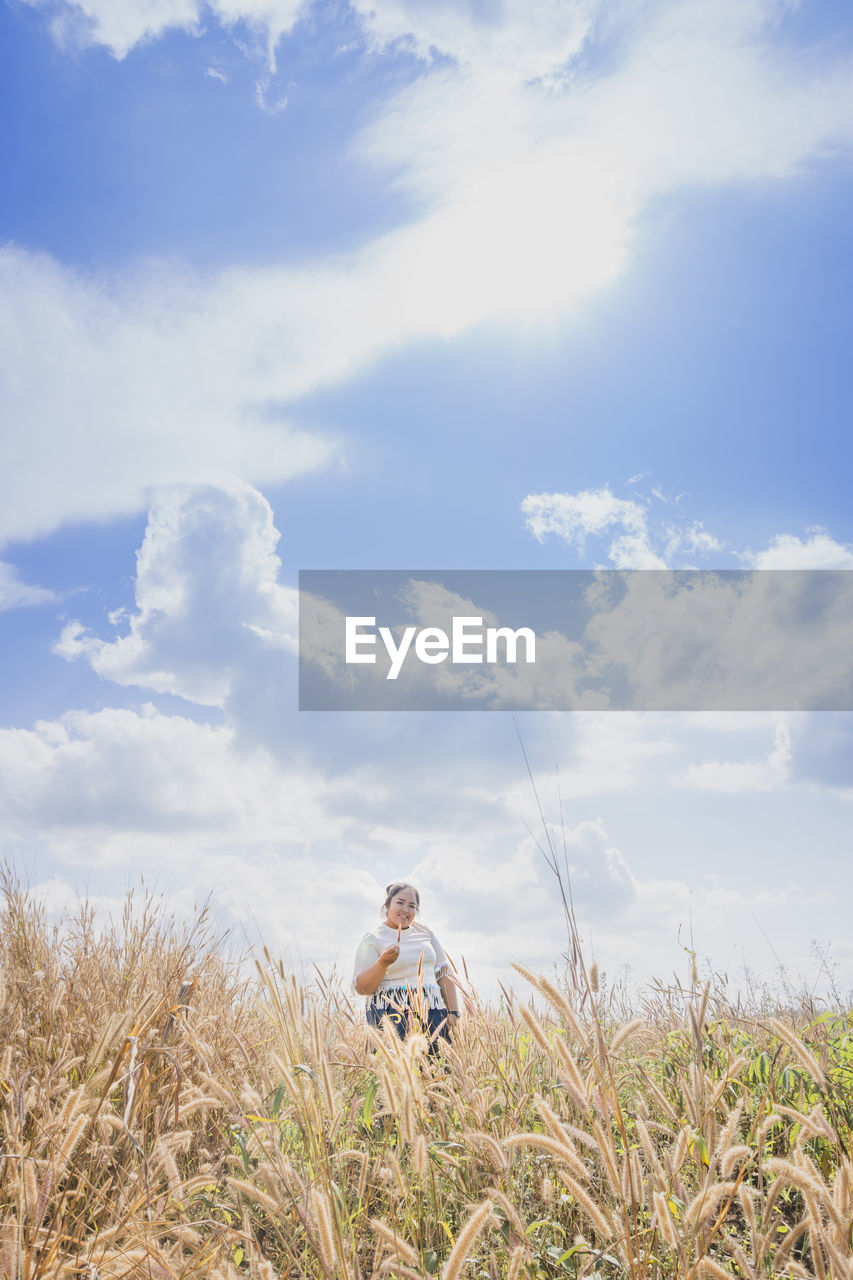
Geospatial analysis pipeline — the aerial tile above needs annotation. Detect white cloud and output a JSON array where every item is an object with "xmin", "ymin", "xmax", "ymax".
[
  {"xmin": 303, "ymin": 560, "xmax": 853, "ymax": 713},
  {"xmin": 675, "ymin": 720, "xmax": 791, "ymax": 792},
  {"xmin": 4, "ymin": 1, "xmax": 853, "ymax": 995},
  {"xmin": 0, "ymin": 183, "xmax": 629, "ymax": 543},
  {"xmin": 0, "ymin": 698, "xmax": 630, "ymax": 975},
  {"xmin": 408, "ymin": 818, "xmax": 639, "ymax": 976},
  {"xmin": 523, "ymin": 485, "xmax": 852, "ymax": 576},
  {"xmin": 350, "ymin": 0, "xmax": 596, "ymax": 80},
  {"xmin": 0, "ymin": 694, "xmax": 657, "ymax": 979},
  {"xmin": 606, "ymin": 532, "xmax": 668, "ymax": 570},
  {"xmin": 584, "ymin": 570, "xmax": 853, "ymax": 712},
  {"xmin": 521, "ymin": 487, "xmax": 730, "ymax": 569},
  {"xmin": 398, "ymin": 579, "xmax": 498, "ymax": 632},
  {"xmin": 2, "ymin": 656, "xmax": 848, "ymax": 986},
  {"xmin": 54, "ymin": 481, "xmax": 297, "ymax": 706},
  {"xmin": 0, "ymin": 247, "xmax": 334, "ymax": 544},
  {"xmin": 36, "ymin": 0, "xmax": 199, "ymax": 58},
  {"xmin": 545, "ymin": 712, "xmax": 679, "ymax": 798},
  {"xmin": 0, "ymin": 706, "xmax": 368, "ymax": 951},
  {"xmin": 742, "ymin": 530, "xmax": 853, "ymax": 569},
  {"xmin": 29, "ymin": 0, "xmax": 594, "ymax": 75},
  {"xmin": 26, "ymin": 0, "xmax": 308, "ymax": 61},
  {"xmin": 523, "ymin": 488, "xmax": 649, "ymax": 550},
  {"xmin": 661, "ymin": 710, "xmax": 853, "ymax": 803},
  {"xmin": 4, "ymin": 6, "xmax": 853, "ymax": 546},
  {"xmin": 300, "ymin": 577, "xmax": 601, "ymax": 710},
  {"xmin": 682, "ymin": 525, "xmax": 724, "ymax": 557},
  {"xmin": 0, "ymin": 561, "xmax": 55, "ymax": 611},
  {"xmin": 357, "ymin": 0, "xmax": 853, "ymax": 208},
  {"xmin": 27, "ymin": 875, "xmax": 132, "ymax": 926}
]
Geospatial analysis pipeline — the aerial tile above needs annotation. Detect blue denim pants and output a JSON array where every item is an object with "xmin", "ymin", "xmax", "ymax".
[{"xmin": 366, "ymin": 1000, "xmax": 451, "ymax": 1054}]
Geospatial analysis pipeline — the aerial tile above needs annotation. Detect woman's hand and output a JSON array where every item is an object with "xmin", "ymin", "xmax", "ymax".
[{"xmin": 355, "ymin": 944, "xmax": 399, "ymax": 995}]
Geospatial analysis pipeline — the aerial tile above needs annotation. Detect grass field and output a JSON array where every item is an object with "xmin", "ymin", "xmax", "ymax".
[{"xmin": 2, "ymin": 868, "xmax": 852, "ymax": 1280}]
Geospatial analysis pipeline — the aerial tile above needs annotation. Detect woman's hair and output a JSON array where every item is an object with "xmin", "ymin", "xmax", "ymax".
[{"xmin": 383, "ymin": 881, "xmax": 420, "ymax": 913}]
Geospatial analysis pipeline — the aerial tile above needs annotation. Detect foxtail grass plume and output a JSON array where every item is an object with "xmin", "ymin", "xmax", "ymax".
[{"xmin": 442, "ymin": 1200, "xmax": 496, "ymax": 1280}]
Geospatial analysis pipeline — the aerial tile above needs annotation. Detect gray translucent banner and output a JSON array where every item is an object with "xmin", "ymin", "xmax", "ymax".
[{"xmin": 298, "ymin": 570, "xmax": 853, "ymax": 711}]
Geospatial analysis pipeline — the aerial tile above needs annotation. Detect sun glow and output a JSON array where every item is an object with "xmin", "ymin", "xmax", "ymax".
[{"xmin": 391, "ymin": 142, "xmax": 632, "ymax": 336}]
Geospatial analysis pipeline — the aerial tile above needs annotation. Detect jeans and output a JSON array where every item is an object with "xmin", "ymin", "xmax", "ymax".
[{"xmin": 366, "ymin": 1001, "xmax": 451, "ymax": 1054}]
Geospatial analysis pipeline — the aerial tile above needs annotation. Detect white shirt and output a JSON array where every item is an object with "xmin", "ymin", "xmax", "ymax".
[{"xmin": 353, "ymin": 921, "xmax": 451, "ymax": 1010}]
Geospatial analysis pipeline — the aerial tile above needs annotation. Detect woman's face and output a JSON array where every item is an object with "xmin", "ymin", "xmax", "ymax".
[{"xmin": 385, "ymin": 886, "xmax": 418, "ymax": 930}]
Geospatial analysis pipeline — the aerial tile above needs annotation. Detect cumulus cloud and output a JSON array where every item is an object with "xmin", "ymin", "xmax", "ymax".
[
  {"xmin": 0, "ymin": 703, "xmax": 386, "ymax": 972},
  {"xmin": 551, "ymin": 818, "xmax": 637, "ymax": 913},
  {"xmin": 522, "ymin": 489, "xmax": 853, "ymax": 713},
  {"xmin": 0, "ymin": 697, "xmax": 642, "ymax": 977},
  {"xmin": 543, "ymin": 712, "xmax": 679, "ymax": 798},
  {"xmin": 675, "ymin": 720, "xmax": 791, "ymax": 792},
  {"xmin": 6, "ymin": 603, "xmax": 849, "ymax": 986},
  {"xmin": 0, "ymin": 704, "xmax": 324, "ymax": 841},
  {"xmin": 584, "ymin": 570, "xmax": 853, "ymax": 711},
  {"xmin": 300, "ymin": 573, "xmax": 601, "ymax": 710},
  {"xmin": 304, "ymin": 562, "xmax": 853, "ymax": 713},
  {"xmin": 405, "ymin": 817, "xmax": 640, "ymax": 975},
  {"xmin": 742, "ymin": 530, "xmax": 853, "ymax": 569},
  {"xmin": 522, "ymin": 485, "xmax": 851, "ymax": 575},
  {"xmin": 523, "ymin": 488, "xmax": 649, "ymax": 551},
  {"xmin": 664, "ymin": 707, "xmax": 853, "ymax": 809},
  {"xmin": 5, "ymin": 0, "xmax": 853, "ymax": 991},
  {"xmin": 521, "ymin": 487, "xmax": 731, "ymax": 569},
  {"xmin": 54, "ymin": 481, "xmax": 297, "ymax": 706}
]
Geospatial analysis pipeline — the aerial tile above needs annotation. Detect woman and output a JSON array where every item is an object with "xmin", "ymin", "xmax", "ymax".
[{"xmin": 353, "ymin": 882, "xmax": 459, "ymax": 1050}]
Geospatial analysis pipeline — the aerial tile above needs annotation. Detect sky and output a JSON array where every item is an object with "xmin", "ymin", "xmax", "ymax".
[{"xmin": 1, "ymin": 0, "xmax": 853, "ymax": 1004}]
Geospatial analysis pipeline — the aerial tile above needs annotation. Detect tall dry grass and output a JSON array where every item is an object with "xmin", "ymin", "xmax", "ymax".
[{"xmin": 1, "ymin": 865, "xmax": 852, "ymax": 1279}]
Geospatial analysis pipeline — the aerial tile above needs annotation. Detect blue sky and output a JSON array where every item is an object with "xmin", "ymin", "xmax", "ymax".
[{"xmin": 2, "ymin": 0, "xmax": 853, "ymax": 999}]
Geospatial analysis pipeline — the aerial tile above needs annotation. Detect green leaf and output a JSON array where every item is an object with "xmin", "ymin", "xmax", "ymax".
[
  {"xmin": 423, "ymin": 1248, "xmax": 438, "ymax": 1274},
  {"xmin": 362, "ymin": 1076, "xmax": 378, "ymax": 1128},
  {"xmin": 693, "ymin": 1132, "xmax": 710, "ymax": 1167},
  {"xmin": 230, "ymin": 1125, "xmax": 251, "ymax": 1174}
]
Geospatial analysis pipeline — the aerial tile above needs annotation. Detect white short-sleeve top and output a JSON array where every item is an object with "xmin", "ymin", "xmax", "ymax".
[{"xmin": 353, "ymin": 921, "xmax": 451, "ymax": 1011}]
